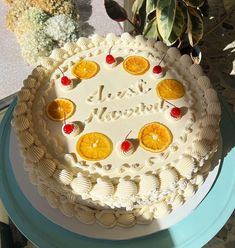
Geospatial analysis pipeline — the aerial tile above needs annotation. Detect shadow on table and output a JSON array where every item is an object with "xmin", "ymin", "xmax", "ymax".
[{"xmin": 76, "ymin": 0, "xmax": 95, "ymax": 37}]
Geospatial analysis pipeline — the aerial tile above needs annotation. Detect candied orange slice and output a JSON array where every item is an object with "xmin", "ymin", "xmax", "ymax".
[
  {"xmin": 138, "ymin": 122, "xmax": 172, "ymax": 153},
  {"xmin": 46, "ymin": 98, "xmax": 75, "ymax": 121},
  {"xmin": 76, "ymin": 132, "xmax": 113, "ymax": 161},
  {"xmin": 156, "ymin": 79, "xmax": 185, "ymax": 100},
  {"xmin": 71, "ymin": 60, "xmax": 99, "ymax": 79},
  {"xmin": 123, "ymin": 55, "xmax": 150, "ymax": 75}
]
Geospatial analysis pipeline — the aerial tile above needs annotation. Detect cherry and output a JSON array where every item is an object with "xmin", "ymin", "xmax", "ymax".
[
  {"xmin": 170, "ymin": 107, "xmax": 181, "ymax": 119},
  {"xmin": 153, "ymin": 65, "xmax": 163, "ymax": 74},
  {"xmin": 121, "ymin": 140, "xmax": 132, "ymax": 152},
  {"xmin": 61, "ymin": 76, "xmax": 71, "ymax": 86},
  {"xmin": 63, "ymin": 124, "xmax": 74, "ymax": 134},
  {"xmin": 106, "ymin": 54, "xmax": 115, "ymax": 64}
]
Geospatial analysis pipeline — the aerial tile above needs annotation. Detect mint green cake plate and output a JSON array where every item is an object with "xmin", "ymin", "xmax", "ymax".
[{"xmin": 0, "ymin": 97, "xmax": 235, "ymax": 248}]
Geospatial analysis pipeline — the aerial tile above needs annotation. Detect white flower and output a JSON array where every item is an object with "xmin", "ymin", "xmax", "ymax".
[
  {"xmin": 19, "ymin": 30, "xmax": 55, "ymax": 65},
  {"xmin": 44, "ymin": 15, "xmax": 80, "ymax": 46},
  {"xmin": 15, "ymin": 7, "xmax": 50, "ymax": 40}
]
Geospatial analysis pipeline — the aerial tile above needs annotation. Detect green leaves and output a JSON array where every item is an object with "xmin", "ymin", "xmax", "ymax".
[
  {"xmin": 143, "ymin": 17, "xmax": 158, "ymax": 39},
  {"xmin": 146, "ymin": 0, "xmax": 157, "ymax": 16},
  {"xmin": 223, "ymin": 0, "xmax": 235, "ymax": 13},
  {"xmin": 132, "ymin": 0, "xmax": 146, "ymax": 15},
  {"xmin": 131, "ymin": 0, "xmax": 205, "ymax": 48},
  {"xmin": 156, "ymin": 0, "xmax": 176, "ymax": 41},
  {"xmin": 184, "ymin": 0, "xmax": 205, "ymax": 7},
  {"xmin": 187, "ymin": 7, "xmax": 203, "ymax": 46},
  {"xmin": 166, "ymin": 7, "xmax": 185, "ymax": 45},
  {"xmin": 104, "ymin": 0, "xmax": 127, "ymax": 22}
]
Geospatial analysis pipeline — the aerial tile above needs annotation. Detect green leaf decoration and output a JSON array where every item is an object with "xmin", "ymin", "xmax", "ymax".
[
  {"xmin": 132, "ymin": 0, "xmax": 146, "ymax": 15},
  {"xmin": 146, "ymin": 0, "xmax": 157, "ymax": 16},
  {"xmin": 143, "ymin": 17, "xmax": 158, "ymax": 39},
  {"xmin": 187, "ymin": 7, "xmax": 204, "ymax": 46},
  {"xmin": 183, "ymin": 0, "xmax": 205, "ymax": 8},
  {"xmin": 199, "ymin": 0, "xmax": 209, "ymax": 17},
  {"xmin": 166, "ymin": 7, "xmax": 185, "ymax": 45},
  {"xmin": 223, "ymin": 0, "xmax": 235, "ymax": 13},
  {"xmin": 104, "ymin": 0, "xmax": 128, "ymax": 22},
  {"xmin": 156, "ymin": 0, "xmax": 176, "ymax": 41}
]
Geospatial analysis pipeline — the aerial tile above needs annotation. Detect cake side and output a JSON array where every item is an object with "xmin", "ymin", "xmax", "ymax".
[{"xmin": 11, "ymin": 33, "xmax": 221, "ymax": 228}]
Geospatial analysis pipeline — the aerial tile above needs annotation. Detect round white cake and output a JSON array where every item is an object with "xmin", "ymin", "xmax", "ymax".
[{"xmin": 12, "ymin": 33, "xmax": 221, "ymax": 228}]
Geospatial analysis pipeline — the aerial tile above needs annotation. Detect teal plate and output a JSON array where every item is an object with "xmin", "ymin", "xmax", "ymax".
[{"xmin": 0, "ymin": 97, "xmax": 235, "ymax": 248}]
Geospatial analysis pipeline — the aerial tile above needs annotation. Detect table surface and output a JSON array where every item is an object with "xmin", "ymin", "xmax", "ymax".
[{"xmin": 0, "ymin": 97, "xmax": 235, "ymax": 248}]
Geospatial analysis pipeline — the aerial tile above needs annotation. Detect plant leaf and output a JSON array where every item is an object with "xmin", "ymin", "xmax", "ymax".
[
  {"xmin": 187, "ymin": 7, "xmax": 204, "ymax": 46},
  {"xmin": 146, "ymin": 0, "xmax": 157, "ymax": 16},
  {"xmin": 183, "ymin": 0, "xmax": 205, "ymax": 8},
  {"xmin": 156, "ymin": 0, "xmax": 176, "ymax": 41},
  {"xmin": 104, "ymin": 0, "xmax": 128, "ymax": 22},
  {"xmin": 132, "ymin": 0, "xmax": 146, "ymax": 15},
  {"xmin": 199, "ymin": 0, "xmax": 209, "ymax": 17},
  {"xmin": 166, "ymin": 7, "xmax": 185, "ymax": 45},
  {"xmin": 223, "ymin": 0, "xmax": 235, "ymax": 13},
  {"xmin": 143, "ymin": 17, "xmax": 158, "ymax": 39}
]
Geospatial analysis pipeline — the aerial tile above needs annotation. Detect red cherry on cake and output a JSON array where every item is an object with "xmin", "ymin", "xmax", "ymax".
[
  {"xmin": 121, "ymin": 140, "xmax": 132, "ymax": 152},
  {"xmin": 106, "ymin": 54, "xmax": 115, "ymax": 64},
  {"xmin": 170, "ymin": 107, "xmax": 181, "ymax": 119},
  {"xmin": 63, "ymin": 123, "xmax": 74, "ymax": 134},
  {"xmin": 61, "ymin": 76, "xmax": 71, "ymax": 86},
  {"xmin": 153, "ymin": 65, "xmax": 163, "ymax": 74}
]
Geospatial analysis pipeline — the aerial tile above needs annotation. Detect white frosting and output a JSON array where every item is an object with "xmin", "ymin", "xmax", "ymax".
[
  {"xmin": 53, "ymin": 169, "xmax": 73, "ymax": 185},
  {"xmin": 26, "ymin": 145, "xmax": 44, "ymax": 163},
  {"xmin": 13, "ymin": 33, "xmax": 221, "ymax": 228},
  {"xmin": 18, "ymin": 88, "xmax": 31, "ymax": 101},
  {"xmin": 139, "ymin": 174, "xmax": 160, "ymax": 195},
  {"xmin": 197, "ymin": 76, "xmax": 211, "ymax": 91},
  {"xmin": 61, "ymin": 123, "xmax": 81, "ymax": 137},
  {"xmin": 174, "ymin": 155, "xmax": 195, "ymax": 179},
  {"xmin": 159, "ymin": 169, "xmax": 178, "ymax": 190},
  {"xmin": 115, "ymin": 179, "xmax": 137, "ymax": 199},
  {"xmin": 13, "ymin": 115, "xmax": 30, "ymax": 131},
  {"xmin": 18, "ymin": 131, "xmax": 34, "ymax": 148},
  {"xmin": 71, "ymin": 173, "xmax": 92, "ymax": 195},
  {"xmin": 90, "ymin": 178, "xmax": 114, "ymax": 198}
]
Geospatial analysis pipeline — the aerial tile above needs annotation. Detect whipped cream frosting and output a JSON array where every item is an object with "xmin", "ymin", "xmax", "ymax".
[{"xmin": 12, "ymin": 33, "xmax": 221, "ymax": 228}]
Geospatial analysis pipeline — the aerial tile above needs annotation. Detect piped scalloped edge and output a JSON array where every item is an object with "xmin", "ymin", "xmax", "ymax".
[{"xmin": 11, "ymin": 33, "xmax": 221, "ymax": 228}]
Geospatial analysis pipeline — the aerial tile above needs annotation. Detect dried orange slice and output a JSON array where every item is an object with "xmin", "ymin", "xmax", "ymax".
[
  {"xmin": 138, "ymin": 122, "xmax": 172, "ymax": 153},
  {"xmin": 76, "ymin": 132, "xmax": 113, "ymax": 161},
  {"xmin": 156, "ymin": 79, "xmax": 185, "ymax": 100},
  {"xmin": 123, "ymin": 55, "xmax": 150, "ymax": 75},
  {"xmin": 46, "ymin": 98, "xmax": 75, "ymax": 121},
  {"xmin": 71, "ymin": 60, "xmax": 99, "ymax": 79}
]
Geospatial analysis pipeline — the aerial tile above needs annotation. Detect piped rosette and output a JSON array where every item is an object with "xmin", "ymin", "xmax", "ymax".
[{"xmin": 62, "ymin": 122, "xmax": 81, "ymax": 137}]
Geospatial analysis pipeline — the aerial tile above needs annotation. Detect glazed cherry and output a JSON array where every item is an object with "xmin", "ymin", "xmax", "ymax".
[
  {"xmin": 63, "ymin": 124, "xmax": 74, "ymax": 134},
  {"xmin": 170, "ymin": 107, "xmax": 181, "ymax": 119},
  {"xmin": 153, "ymin": 65, "xmax": 163, "ymax": 74},
  {"xmin": 106, "ymin": 54, "xmax": 115, "ymax": 64},
  {"xmin": 121, "ymin": 140, "xmax": 132, "ymax": 152},
  {"xmin": 61, "ymin": 76, "xmax": 71, "ymax": 86}
]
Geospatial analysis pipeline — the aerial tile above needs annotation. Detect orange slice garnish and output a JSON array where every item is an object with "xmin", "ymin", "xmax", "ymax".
[
  {"xmin": 123, "ymin": 55, "xmax": 150, "ymax": 75},
  {"xmin": 156, "ymin": 79, "xmax": 185, "ymax": 100},
  {"xmin": 71, "ymin": 60, "xmax": 99, "ymax": 79},
  {"xmin": 46, "ymin": 98, "xmax": 75, "ymax": 121},
  {"xmin": 76, "ymin": 132, "xmax": 113, "ymax": 161},
  {"xmin": 138, "ymin": 122, "xmax": 173, "ymax": 153}
]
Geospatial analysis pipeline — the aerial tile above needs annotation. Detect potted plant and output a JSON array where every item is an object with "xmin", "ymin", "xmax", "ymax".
[{"xmin": 104, "ymin": 0, "xmax": 235, "ymax": 55}]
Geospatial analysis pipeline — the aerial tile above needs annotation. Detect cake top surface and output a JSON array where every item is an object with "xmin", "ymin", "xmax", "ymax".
[{"xmin": 12, "ymin": 33, "xmax": 221, "ymax": 214}]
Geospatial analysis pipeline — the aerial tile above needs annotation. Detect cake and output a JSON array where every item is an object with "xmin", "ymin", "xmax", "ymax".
[{"xmin": 12, "ymin": 33, "xmax": 221, "ymax": 228}]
